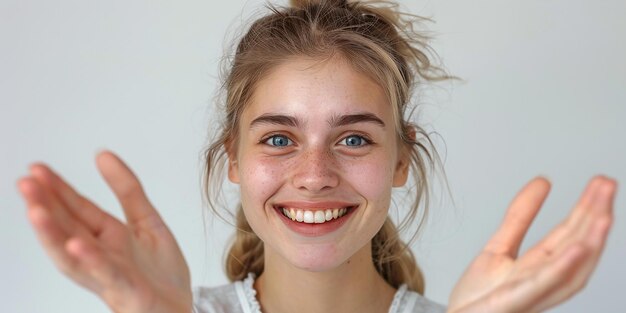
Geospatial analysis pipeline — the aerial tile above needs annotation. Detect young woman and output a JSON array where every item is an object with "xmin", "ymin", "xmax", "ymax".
[{"xmin": 17, "ymin": 0, "xmax": 617, "ymax": 312}]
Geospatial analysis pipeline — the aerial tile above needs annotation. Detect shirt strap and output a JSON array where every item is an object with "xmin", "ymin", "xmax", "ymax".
[{"xmin": 235, "ymin": 280, "xmax": 253, "ymax": 313}]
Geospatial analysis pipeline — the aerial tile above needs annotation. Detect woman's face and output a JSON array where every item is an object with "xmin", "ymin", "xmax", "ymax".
[{"xmin": 228, "ymin": 56, "xmax": 409, "ymax": 271}]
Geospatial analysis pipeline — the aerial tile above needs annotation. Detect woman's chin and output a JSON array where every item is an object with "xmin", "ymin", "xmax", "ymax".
[{"xmin": 282, "ymin": 243, "xmax": 352, "ymax": 272}]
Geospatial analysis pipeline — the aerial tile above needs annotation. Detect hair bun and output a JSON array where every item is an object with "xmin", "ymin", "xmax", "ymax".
[{"xmin": 289, "ymin": 0, "xmax": 348, "ymax": 9}]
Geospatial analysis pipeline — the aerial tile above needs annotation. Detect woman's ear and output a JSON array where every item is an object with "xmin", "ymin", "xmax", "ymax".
[
  {"xmin": 392, "ymin": 126, "xmax": 416, "ymax": 187},
  {"xmin": 392, "ymin": 154, "xmax": 410, "ymax": 187},
  {"xmin": 226, "ymin": 142, "xmax": 240, "ymax": 184}
]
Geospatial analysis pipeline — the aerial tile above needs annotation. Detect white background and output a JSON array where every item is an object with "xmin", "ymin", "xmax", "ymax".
[{"xmin": 2, "ymin": 0, "xmax": 624, "ymax": 312}]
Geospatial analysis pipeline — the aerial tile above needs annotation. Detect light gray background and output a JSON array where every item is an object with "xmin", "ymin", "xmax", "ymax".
[{"xmin": 2, "ymin": 0, "xmax": 624, "ymax": 312}]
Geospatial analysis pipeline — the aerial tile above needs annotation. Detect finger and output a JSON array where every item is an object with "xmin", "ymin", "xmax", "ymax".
[
  {"xmin": 564, "ymin": 176, "xmax": 609, "ymax": 230},
  {"xmin": 545, "ymin": 177, "xmax": 615, "ymax": 256},
  {"xmin": 19, "ymin": 178, "xmax": 105, "ymax": 276},
  {"xmin": 562, "ymin": 178, "xmax": 616, "ymax": 251},
  {"xmin": 29, "ymin": 163, "xmax": 123, "ymax": 236},
  {"xmin": 25, "ymin": 204, "xmax": 80, "ymax": 274},
  {"xmin": 30, "ymin": 207, "xmax": 126, "ymax": 297},
  {"xmin": 570, "ymin": 215, "xmax": 612, "ymax": 286},
  {"xmin": 484, "ymin": 177, "xmax": 551, "ymax": 257},
  {"xmin": 18, "ymin": 176, "xmax": 80, "ymax": 236},
  {"xmin": 65, "ymin": 237, "xmax": 132, "ymax": 292},
  {"xmin": 551, "ymin": 181, "xmax": 616, "ymax": 297},
  {"xmin": 572, "ymin": 176, "xmax": 616, "ymax": 233},
  {"xmin": 95, "ymin": 150, "xmax": 163, "ymax": 228}
]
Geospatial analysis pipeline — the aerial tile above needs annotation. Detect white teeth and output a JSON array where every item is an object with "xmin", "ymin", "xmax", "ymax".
[
  {"xmin": 314, "ymin": 211, "xmax": 325, "ymax": 223},
  {"xmin": 303, "ymin": 211, "xmax": 314, "ymax": 223},
  {"xmin": 325, "ymin": 209, "xmax": 333, "ymax": 221},
  {"xmin": 280, "ymin": 207, "xmax": 351, "ymax": 224}
]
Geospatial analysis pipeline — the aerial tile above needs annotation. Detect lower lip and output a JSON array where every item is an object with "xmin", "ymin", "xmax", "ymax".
[{"xmin": 274, "ymin": 206, "xmax": 356, "ymax": 237}]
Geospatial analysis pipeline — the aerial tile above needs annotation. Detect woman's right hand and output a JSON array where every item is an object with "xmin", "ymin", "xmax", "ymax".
[{"xmin": 17, "ymin": 150, "xmax": 193, "ymax": 313}]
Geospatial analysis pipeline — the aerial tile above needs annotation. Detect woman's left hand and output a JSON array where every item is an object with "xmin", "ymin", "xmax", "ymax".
[{"xmin": 447, "ymin": 176, "xmax": 617, "ymax": 313}]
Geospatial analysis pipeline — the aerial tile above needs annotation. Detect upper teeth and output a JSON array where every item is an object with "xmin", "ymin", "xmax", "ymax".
[{"xmin": 281, "ymin": 207, "xmax": 349, "ymax": 224}]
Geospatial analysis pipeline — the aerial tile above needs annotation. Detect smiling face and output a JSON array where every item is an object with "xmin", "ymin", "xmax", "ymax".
[{"xmin": 227, "ymin": 56, "xmax": 409, "ymax": 271}]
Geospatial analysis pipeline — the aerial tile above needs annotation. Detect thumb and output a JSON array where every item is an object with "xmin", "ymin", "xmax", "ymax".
[
  {"xmin": 484, "ymin": 177, "xmax": 551, "ymax": 257},
  {"xmin": 95, "ymin": 150, "xmax": 163, "ymax": 228}
]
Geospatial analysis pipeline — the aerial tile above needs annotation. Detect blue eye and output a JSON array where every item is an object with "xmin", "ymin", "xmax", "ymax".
[
  {"xmin": 341, "ymin": 135, "xmax": 368, "ymax": 147},
  {"xmin": 265, "ymin": 135, "xmax": 292, "ymax": 147}
]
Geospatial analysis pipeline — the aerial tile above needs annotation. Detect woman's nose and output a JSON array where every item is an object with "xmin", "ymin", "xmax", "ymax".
[{"xmin": 291, "ymin": 148, "xmax": 339, "ymax": 193}]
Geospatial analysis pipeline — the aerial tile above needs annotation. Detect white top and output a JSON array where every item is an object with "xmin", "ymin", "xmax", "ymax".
[{"xmin": 193, "ymin": 273, "xmax": 446, "ymax": 313}]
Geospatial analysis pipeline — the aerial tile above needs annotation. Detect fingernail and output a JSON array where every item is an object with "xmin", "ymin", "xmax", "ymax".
[
  {"xmin": 95, "ymin": 148, "xmax": 109, "ymax": 155},
  {"xmin": 537, "ymin": 175, "xmax": 551, "ymax": 184}
]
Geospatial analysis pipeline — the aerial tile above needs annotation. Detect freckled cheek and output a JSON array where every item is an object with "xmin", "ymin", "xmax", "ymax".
[
  {"xmin": 340, "ymin": 156, "xmax": 394, "ymax": 206},
  {"xmin": 239, "ymin": 157, "xmax": 290, "ymax": 208}
]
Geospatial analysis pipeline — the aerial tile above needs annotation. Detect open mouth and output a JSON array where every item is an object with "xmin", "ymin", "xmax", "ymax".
[{"xmin": 275, "ymin": 206, "xmax": 356, "ymax": 224}]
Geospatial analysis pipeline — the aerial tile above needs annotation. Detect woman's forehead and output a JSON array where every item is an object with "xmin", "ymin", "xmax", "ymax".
[{"xmin": 244, "ymin": 57, "xmax": 392, "ymax": 124}]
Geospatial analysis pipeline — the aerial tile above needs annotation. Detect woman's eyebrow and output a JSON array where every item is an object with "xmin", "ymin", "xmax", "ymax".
[
  {"xmin": 249, "ymin": 112, "xmax": 385, "ymax": 129},
  {"xmin": 329, "ymin": 113, "xmax": 385, "ymax": 128},
  {"xmin": 249, "ymin": 114, "xmax": 301, "ymax": 129}
]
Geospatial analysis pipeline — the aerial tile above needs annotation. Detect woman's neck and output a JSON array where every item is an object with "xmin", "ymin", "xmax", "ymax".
[{"xmin": 255, "ymin": 242, "xmax": 396, "ymax": 313}]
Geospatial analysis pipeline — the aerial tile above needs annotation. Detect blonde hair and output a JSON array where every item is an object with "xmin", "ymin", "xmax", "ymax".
[{"xmin": 202, "ymin": 0, "xmax": 451, "ymax": 294}]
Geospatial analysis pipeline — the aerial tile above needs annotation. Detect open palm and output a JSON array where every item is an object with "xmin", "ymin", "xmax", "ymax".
[
  {"xmin": 17, "ymin": 151, "xmax": 192, "ymax": 313},
  {"xmin": 448, "ymin": 176, "xmax": 616, "ymax": 313}
]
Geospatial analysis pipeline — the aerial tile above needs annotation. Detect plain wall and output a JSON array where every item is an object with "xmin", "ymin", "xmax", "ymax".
[{"xmin": 2, "ymin": 0, "xmax": 624, "ymax": 312}]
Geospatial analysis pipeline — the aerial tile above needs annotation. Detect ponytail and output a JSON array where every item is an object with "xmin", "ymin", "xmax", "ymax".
[
  {"xmin": 372, "ymin": 218, "xmax": 424, "ymax": 293},
  {"xmin": 224, "ymin": 204, "xmax": 264, "ymax": 282}
]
